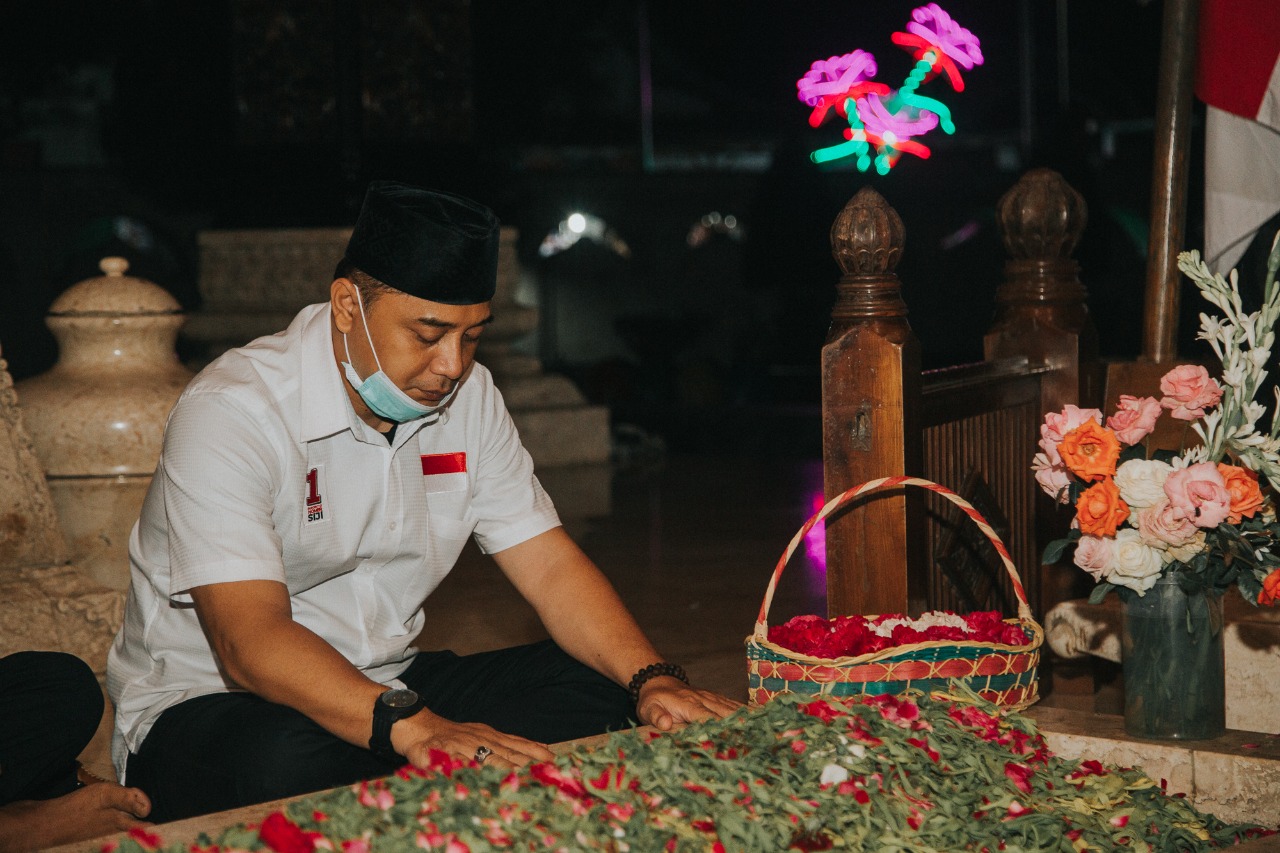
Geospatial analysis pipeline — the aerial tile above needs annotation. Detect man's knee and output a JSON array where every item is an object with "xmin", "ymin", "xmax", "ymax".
[
  {"xmin": 132, "ymin": 694, "xmax": 395, "ymax": 822},
  {"xmin": 232, "ymin": 721, "xmax": 393, "ymax": 800},
  {"xmin": 0, "ymin": 651, "xmax": 103, "ymax": 750}
]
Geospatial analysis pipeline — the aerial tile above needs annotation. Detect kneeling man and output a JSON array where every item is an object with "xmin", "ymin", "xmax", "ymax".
[{"xmin": 108, "ymin": 181, "xmax": 736, "ymax": 824}]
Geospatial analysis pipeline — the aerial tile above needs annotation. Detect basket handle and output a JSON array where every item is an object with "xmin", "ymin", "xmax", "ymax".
[{"xmin": 753, "ymin": 476, "xmax": 1033, "ymax": 641}]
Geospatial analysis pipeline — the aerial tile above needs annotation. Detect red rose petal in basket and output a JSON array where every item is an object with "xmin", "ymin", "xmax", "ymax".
[{"xmin": 768, "ymin": 610, "xmax": 1029, "ymax": 658}]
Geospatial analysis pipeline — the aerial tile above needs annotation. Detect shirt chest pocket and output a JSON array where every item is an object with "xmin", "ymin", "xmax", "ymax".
[
  {"xmin": 402, "ymin": 506, "xmax": 475, "ymax": 571},
  {"xmin": 286, "ymin": 503, "xmax": 363, "ymax": 585}
]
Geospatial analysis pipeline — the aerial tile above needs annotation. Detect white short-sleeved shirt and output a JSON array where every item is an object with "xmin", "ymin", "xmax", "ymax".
[{"xmin": 106, "ymin": 303, "xmax": 560, "ymax": 777}]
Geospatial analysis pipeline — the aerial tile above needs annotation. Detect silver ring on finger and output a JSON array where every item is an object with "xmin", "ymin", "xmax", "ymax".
[{"xmin": 473, "ymin": 745, "xmax": 492, "ymax": 763}]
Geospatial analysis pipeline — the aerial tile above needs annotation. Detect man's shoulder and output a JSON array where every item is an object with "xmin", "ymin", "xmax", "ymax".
[
  {"xmin": 176, "ymin": 304, "xmax": 328, "ymax": 424},
  {"xmin": 189, "ymin": 306, "xmax": 327, "ymax": 393}
]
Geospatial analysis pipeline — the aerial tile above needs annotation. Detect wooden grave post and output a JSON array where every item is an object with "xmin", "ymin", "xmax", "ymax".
[
  {"xmin": 984, "ymin": 168, "xmax": 1100, "ymax": 616},
  {"xmin": 822, "ymin": 187, "xmax": 925, "ymax": 618}
]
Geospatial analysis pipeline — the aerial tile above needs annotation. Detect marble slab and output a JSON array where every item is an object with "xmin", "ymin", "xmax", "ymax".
[{"xmin": 1029, "ymin": 705, "xmax": 1280, "ymax": 825}]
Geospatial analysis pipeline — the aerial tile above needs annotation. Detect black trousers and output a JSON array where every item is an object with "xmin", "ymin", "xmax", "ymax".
[
  {"xmin": 126, "ymin": 640, "xmax": 635, "ymax": 824},
  {"xmin": 0, "ymin": 651, "xmax": 103, "ymax": 804}
]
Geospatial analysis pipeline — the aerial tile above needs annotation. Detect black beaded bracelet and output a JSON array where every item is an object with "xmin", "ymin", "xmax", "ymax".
[{"xmin": 627, "ymin": 662, "xmax": 689, "ymax": 703}]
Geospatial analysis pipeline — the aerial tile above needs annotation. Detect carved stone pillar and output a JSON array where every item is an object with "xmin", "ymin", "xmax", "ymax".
[
  {"xmin": 822, "ymin": 187, "xmax": 925, "ymax": 617},
  {"xmin": 983, "ymin": 169, "xmax": 1100, "ymax": 618},
  {"xmin": 0, "ymin": 347, "xmax": 67, "ymax": 571},
  {"xmin": 0, "ymin": 341, "xmax": 124, "ymax": 677}
]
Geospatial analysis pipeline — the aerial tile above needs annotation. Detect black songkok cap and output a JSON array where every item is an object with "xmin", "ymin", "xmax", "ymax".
[{"xmin": 342, "ymin": 181, "xmax": 499, "ymax": 304}]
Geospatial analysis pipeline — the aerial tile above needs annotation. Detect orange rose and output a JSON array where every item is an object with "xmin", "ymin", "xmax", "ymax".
[
  {"xmin": 1259, "ymin": 568, "xmax": 1280, "ymax": 606},
  {"xmin": 1075, "ymin": 478, "xmax": 1130, "ymax": 537},
  {"xmin": 1217, "ymin": 463, "xmax": 1264, "ymax": 525},
  {"xmin": 1058, "ymin": 421, "xmax": 1122, "ymax": 482}
]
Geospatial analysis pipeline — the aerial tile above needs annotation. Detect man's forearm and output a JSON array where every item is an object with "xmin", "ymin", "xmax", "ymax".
[
  {"xmin": 191, "ymin": 579, "xmax": 554, "ymax": 767},
  {"xmin": 493, "ymin": 528, "xmax": 669, "ymax": 688},
  {"xmin": 192, "ymin": 581, "xmax": 388, "ymax": 749}
]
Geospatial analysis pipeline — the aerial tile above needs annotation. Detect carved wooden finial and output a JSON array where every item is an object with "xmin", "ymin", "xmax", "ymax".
[
  {"xmin": 830, "ymin": 186, "xmax": 906, "ymax": 276},
  {"xmin": 996, "ymin": 167, "xmax": 1087, "ymax": 261}
]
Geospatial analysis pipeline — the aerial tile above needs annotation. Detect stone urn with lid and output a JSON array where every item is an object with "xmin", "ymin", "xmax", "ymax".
[{"xmin": 16, "ymin": 257, "xmax": 194, "ymax": 589}]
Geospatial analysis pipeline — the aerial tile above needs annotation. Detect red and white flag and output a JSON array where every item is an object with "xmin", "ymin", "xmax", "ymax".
[
  {"xmin": 1197, "ymin": 0, "xmax": 1280, "ymax": 274},
  {"xmin": 420, "ymin": 451, "xmax": 468, "ymax": 494}
]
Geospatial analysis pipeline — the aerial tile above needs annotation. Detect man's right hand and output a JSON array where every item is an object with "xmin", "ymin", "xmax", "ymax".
[{"xmin": 392, "ymin": 709, "xmax": 555, "ymax": 770}]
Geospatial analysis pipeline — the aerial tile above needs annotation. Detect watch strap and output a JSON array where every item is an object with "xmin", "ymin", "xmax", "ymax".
[{"xmin": 369, "ymin": 690, "xmax": 425, "ymax": 761}]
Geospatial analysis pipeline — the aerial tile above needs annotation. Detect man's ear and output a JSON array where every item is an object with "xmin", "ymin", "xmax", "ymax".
[{"xmin": 330, "ymin": 278, "xmax": 358, "ymax": 334}]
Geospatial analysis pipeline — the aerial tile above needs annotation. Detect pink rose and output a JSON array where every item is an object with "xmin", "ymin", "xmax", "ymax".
[
  {"xmin": 1031, "ymin": 452, "xmax": 1071, "ymax": 503},
  {"xmin": 1159, "ymin": 365, "xmax": 1223, "ymax": 421},
  {"xmin": 1105, "ymin": 395, "xmax": 1162, "ymax": 445},
  {"xmin": 1163, "ymin": 462, "xmax": 1231, "ymax": 528},
  {"xmin": 1073, "ymin": 534, "xmax": 1113, "ymax": 582},
  {"xmin": 1136, "ymin": 497, "xmax": 1200, "ymax": 549},
  {"xmin": 1040, "ymin": 405, "xmax": 1104, "ymax": 465}
]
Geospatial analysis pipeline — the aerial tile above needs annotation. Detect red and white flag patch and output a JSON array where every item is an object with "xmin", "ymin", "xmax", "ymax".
[{"xmin": 421, "ymin": 452, "xmax": 467, "ymax": 494}]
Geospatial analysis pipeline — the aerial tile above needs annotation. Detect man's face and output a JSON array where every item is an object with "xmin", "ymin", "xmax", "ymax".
[{"xmin": 333, "ymin": 279, "xmax": 492, "ymax": 415}]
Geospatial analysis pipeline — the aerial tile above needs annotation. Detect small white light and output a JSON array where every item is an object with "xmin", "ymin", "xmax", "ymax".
[
  {"xmin": 567, "ymin": 213, "xmax": 587, "ymax": 234},
  {"xmin": 882, "ymin": 130, "xmax": 898, "ymax": 145},
  {"xmin": 723, "ymin": 215, "xmax": 737, "ymax": 229}
]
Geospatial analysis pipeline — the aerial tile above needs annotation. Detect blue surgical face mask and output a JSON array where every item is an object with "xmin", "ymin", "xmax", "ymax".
[{"xmin": 340, "ymin": 289, "xmax": 457, "ymax": 424}]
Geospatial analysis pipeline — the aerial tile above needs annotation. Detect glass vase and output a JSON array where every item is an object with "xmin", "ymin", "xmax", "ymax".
[{"xmin": 1120, "ymin": 573, "xmax": 1226, "ymax": 740}]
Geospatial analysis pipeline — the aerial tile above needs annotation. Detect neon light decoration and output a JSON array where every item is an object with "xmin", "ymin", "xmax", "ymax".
[{"xmin": 795, "ymin": 3, "xmax": 983, "ymax": 175}]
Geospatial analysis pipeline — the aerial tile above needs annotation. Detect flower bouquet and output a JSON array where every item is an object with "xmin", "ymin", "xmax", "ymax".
[{"xmin": 1032, "ymin": 232, "xmax": 1280, "ymax": 738}]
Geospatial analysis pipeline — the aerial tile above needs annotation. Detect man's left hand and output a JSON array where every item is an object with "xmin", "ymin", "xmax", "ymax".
[{"xmin": 635, "ymin": 676, "xmax": 742, "ymax": 730}]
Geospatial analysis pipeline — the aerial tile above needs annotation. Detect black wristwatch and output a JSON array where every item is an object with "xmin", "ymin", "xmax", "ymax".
[{"xmin": 369, "ymin": 688, "xmax": 425, "ymax": 761}]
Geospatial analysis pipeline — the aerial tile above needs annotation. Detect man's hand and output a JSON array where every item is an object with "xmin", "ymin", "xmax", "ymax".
[
  {"xmin": 635, "ymin": 676, "xmax": 742, "ymax": 731},
  {"xmin": 393, "ymin": 708, "xmax": 555, "ymax": 771}
]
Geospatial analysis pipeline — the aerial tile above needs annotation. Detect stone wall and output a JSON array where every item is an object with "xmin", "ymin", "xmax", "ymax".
[
  {"xmin": 0, "ymin": 342, "xmax": 123, "ymax": 674},
  {"xmin": 0, "ymin": 346, "xmax": 67, "ymax": 570}
]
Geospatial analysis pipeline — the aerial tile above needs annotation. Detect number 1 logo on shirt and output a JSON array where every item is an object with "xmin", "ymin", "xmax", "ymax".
[{"xmin": 305, "ymin": 465, "xmax": 328, "ymax": 524}]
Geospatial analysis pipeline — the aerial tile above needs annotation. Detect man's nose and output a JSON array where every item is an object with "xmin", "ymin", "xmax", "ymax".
[{"xmin": 431, "ymin": 337, "xmax": 465, "ymax": 380}]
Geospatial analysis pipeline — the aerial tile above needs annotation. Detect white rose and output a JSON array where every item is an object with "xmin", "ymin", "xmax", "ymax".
[
  {"xmin": 1114, "ymin": 459, "xmax": 1174, "ymax": 511},
  {"xmin": 1105, "ymin": 528, "xmax": 1165, "ymax": 594}
]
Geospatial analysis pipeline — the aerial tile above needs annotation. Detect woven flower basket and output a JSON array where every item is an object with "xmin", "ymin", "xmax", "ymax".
[{"xmin": 746, "ymin": 476, "xmax": 1043, "ymax": 711}]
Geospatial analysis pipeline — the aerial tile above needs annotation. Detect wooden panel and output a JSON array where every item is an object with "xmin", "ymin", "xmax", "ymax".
[
  {"xmin": 922, "ymin": 358, "xmax": 1043, "ymax": 425},
  {"xmin": 918, "ymin": 361, "xmax": 1047, "ymax": 618}
]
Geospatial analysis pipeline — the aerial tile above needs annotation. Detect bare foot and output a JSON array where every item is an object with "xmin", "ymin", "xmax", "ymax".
[{"xmin": 0, "ymin": 783, "xmax": 151, "ymax": 852}]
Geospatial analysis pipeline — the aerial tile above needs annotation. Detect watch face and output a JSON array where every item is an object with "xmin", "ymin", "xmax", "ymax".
[{"xmin": 381, "ymin": 688, "xmax": 420, "ymax": 709}]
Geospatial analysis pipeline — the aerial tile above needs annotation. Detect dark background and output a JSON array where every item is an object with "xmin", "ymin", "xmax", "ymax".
[{"xmin": 0, "ymin": 0, "xmax": 1201, "ymax": 451}]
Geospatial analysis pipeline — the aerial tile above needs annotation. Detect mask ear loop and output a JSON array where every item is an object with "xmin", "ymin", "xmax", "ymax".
[{"xmin": 344, "ymin": 284, "xmax": 386, "ymax": 376}]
